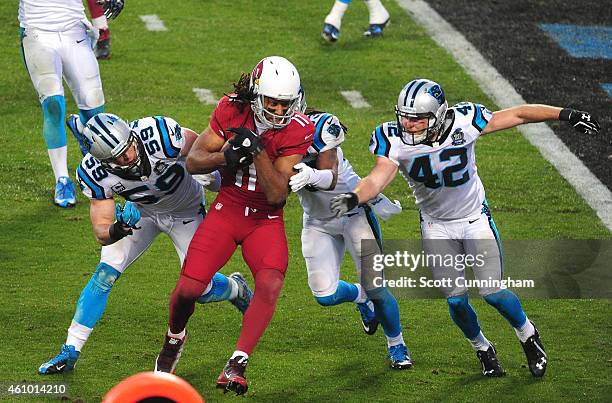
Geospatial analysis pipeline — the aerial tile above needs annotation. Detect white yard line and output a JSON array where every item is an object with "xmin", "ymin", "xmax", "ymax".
[
  {"xmin": 139, "ymin": 15, "xmax": 168, "ymax": 32},
  {"xmin": 396, "ymin": 0, "xmax": 612, "ymax": 231},
  {"xmin": 192, "ymin": 88, "xmax": 218, "ymax": 105},
  {"xmin": 340, "ymin": 90, "xmax": 371, "ymax": 108}
]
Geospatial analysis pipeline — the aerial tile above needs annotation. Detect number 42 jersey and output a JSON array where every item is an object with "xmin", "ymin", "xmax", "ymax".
[
  {"xmin": 369, "ymin": 102, "xmax": 494, "ymax": 220},
  {"xmin": 76, "ymin": 116, "xmax": 203, "ymax": 216}
]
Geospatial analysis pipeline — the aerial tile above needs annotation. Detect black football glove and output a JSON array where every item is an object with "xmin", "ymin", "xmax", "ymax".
[
  {"xmin": 330, "ymin": 192, "xmax": 359, "ymax": 217},
  {"xmin": 96, "ymin": 0, "xmax": 124, "ymax": 20},
  {"xmin": 224, "ymin": 127, "xmax": 264, "ymax": 169},
  {"xmin": 559, "ymin": 108, "xmax": 600, "ymax": 135}
]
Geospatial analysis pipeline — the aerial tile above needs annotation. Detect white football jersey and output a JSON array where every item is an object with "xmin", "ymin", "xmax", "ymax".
[
  {"xmin": 76, "ymin": 116, "xmax": 204, "ymax": 216},
  {"xmin": 369, "ymin": 102, "xmax": 494, "ymax": 220},
  {"xmin": 297, "ymin": 113, "xmax": 361, "ymax": 219},
  {"xmin": 18, "ymin": 0, "xmax": 85, "ymax": 31}
]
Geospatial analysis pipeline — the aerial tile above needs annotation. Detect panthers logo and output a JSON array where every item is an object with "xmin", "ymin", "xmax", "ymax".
[
  {"xmin": 428, "ymin": 84, "xmax": 445, "ymax": 105},
  {"xmin": 327, "ymin": 123, "xmax": 341, "ymax": 138}
]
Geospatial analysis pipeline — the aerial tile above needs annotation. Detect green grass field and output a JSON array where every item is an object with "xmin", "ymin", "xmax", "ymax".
[{"xmin": 1, "ymin": 1, "xmax": 610, "ymax": 401}]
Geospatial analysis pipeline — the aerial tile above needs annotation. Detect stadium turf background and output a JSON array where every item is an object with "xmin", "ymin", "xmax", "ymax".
[{"xmin": 0, "ymin": 0, "xmax": 610, "ymax": 401}]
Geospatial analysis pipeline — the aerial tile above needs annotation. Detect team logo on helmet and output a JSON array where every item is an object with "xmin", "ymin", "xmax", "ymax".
[
  {"xmin": 252, "ymin": 61, "xmax": 264, "ymax": 86},
  {"xmin": 427, "ymin": 84, "xmax": 445, "ymax": 105}
]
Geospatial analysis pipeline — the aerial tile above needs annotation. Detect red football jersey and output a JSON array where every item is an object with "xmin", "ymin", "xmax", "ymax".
[{"xmin": 210, "ymin": 95, "xmax": 314, "ymax": 211}]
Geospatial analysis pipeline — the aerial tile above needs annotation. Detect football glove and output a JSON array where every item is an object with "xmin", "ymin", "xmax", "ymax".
[
  {"xmin": 559, "ymin": 108, "xmax": 600, "ymax": 135},
  {"xmin": 289, "ymin": 163, "xmax": 315, "ymax": 192},
  {"xmin": 224, "ymin": 127, "xmax": 263, "ymax": 169},
  {"xmin": 109, "ymin": 201, "xmax": 140, "ymax": 241},
  {"xmin": 330, "ymin": 192, "xmax": 359, "ymax": 217},
  {"xmin": 96, "ymin": 0, "xmax": 124, "ymax": 20}
]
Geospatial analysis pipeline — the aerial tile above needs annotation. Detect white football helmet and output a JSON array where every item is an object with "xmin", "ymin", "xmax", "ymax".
[
  {"xmin": 82, "ymin": 113, "xmax": 150, "ymax": 179},
  {"xmin": 250, "ymin": 56, "xmax": 303, "ymax": 129},
  {"xmin": 395, "ymin": 79, "xmax": 448, "ymax": 145}
]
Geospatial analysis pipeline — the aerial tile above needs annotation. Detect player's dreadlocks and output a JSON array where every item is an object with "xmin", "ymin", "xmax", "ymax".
[
  {"xmin": 226, "ymin": 73, "xmax": 256, "ymax": 112},
  {"xmin": 304, "ymin": 107, "xmax": 349, "ymax": 134}
]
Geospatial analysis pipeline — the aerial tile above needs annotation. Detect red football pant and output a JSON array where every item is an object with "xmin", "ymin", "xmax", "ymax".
[{"xmin": 169, "ymin": 197, "xmax": 289, "ymax": 354}]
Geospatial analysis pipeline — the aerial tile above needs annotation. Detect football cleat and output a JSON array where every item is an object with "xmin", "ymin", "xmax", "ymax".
[
  {"xmin": 363, "ymin": 19, "xmax": 389, "ymax": 38},
  {"xmin": 520, "ymin": 322, "xmax": 547, "ymax": 377},
  {"xmin": 38, "ymin": 344, "xmax": 80, "ymax": 374},
  {"xmin": 229, "ymin": 272, "xmax": 253, "ymax": 314},
  {"xmin": 356, "ymin": 300, "xmax": 379, "ymax": 335},
  {"xmin": 476, "ymin": 345, "xmax": 506, "ymax": 377},
  {"xmin": 154, "ymin": 332, "xmax": 187, "ymax": 374},
  {"xmin": 54, "ymin": 176, "xmax": 76, "ymax": 208},
  {"xmin": 321, "ymin": 23, "xmax": 340, "ymax": 42},
  {"xmin": 66, "ymin": 114, "xmax": 89, "ymax": 156},
  {"xmin": 388, "ymin": 344, "xmax": 413, "ymax": 369},
  {"xmin": 216, "ymin": 355, "xmax": 248, "ymax": 395}
]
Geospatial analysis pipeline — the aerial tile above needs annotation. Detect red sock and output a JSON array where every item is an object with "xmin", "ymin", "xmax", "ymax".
[
  {"xmin": 86, "ymin": 0, "xmax": 105, "ymax": 18},
  {"xmin": 235, "ymin": 269, "xmax": 285, "ymax": 354}
]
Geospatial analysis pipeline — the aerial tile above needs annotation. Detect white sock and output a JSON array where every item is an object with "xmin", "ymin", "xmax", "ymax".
[
  {"xmin": 228, "ymin": 277, "xmax": 239, "ymax": 301},
  {"xmin": 66, "ymin": 320, "xmax": 93, "ymax": 352},
  {"xmin": 48, "ymin": 146, "xmax": 69, "ymax": 181},
  {"xmin": 364, "ymin": 0, "xmax": 390, "ymax": 24},
  {"xmin": 92, "ymin": 15, "xmax": 109, "ymax": 31},
  {"xmin": 352, "ymin": 283, "xmax": 368, "ymax": 304},
  {"xmin": 514, "ymin": 318, "xmax": 535, "ymax": 343},
  {"xmin": 324, "ymin": 1, "xmax": 350, "ymax": 29},
  {"xmin": 167, "ymin": 328, "xmax": 186, "ymax": 340},
  {"xmin": 468, "ymin": 331, "xmax": 491, "ymax": 352},
  {"xmin": 386, "ymin": 333, "xmax": 405, "ymax": 348},
  {"xmin": 230, "ymin": 350, "xmax": 249, "ymax": 360}
]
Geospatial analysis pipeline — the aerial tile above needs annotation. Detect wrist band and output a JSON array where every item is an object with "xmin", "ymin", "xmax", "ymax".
[
  {"xmin": 559, "ymin": 108, "xmax": 572, "ymax": 122},
  {"xmin": 109, "ymin": 221, "xmax": 131, "ymax": 241}
]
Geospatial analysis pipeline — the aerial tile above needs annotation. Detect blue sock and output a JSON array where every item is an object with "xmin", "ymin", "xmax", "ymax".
[
  {"xmin": 367, "ymin": 287, "xmax": 402, "ymax": 337},
  {"xmin": 314, "ymin": 280, "xmax": 358, "ymax": 306},
  {"xmin": 197, "ymin": 273, "xmax": 234, "ymax": 303},
  {"xmin": 484, "ymin": 289, "xmax": 527, "ymax": 329},
  {"xmin": 73, "ymin": 263, "xmax": 121, "ymax": 328},
  {"xmin": 79, "ymin": 105, "xmax": 104, "ymax": 126},
  {"xmin": 41, "ymin": 95, "xmax": 67, "ymax": 149},
  {"xmin": 447, "ymin": 293, "xmax": 481, "ymax": 339}
]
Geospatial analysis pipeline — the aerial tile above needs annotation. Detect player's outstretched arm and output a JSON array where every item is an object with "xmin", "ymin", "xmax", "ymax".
[
  {"xmin": 90, "ymin": 199, "xmax": 141, "ymax": 245},
  {"xmin": 256, "ymin": 153, "xmax": 304, "ymax": 206},
  {"xmin": 482, "ymin": 105, "xmax": 600, "ymax": 135},
  {"xmin": 330, "ymin": 157, "xmax": 398, "ymax": 217},
  {"xmin": 289, "ymin": 148, "xmax": 339, "ymax": 192},
  {"xmin": 185, "ymin": 126, "xmax": 227, "ymax": 174}
]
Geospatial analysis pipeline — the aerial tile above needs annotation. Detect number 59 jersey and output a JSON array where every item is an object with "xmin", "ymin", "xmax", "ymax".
[
  {"xmin": 76, "ymin": 116, "xmax": 204, "ymax": 216},
  {"xmin": 369, "ymin": 102, "xmax": 493, "ymax": 220}
]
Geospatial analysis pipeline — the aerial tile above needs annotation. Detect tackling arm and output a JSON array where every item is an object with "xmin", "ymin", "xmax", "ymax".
[
  {"xmin": 90, "ymin": 198, "xmax": 120, "ymax": 246},
  {"xmin": 482, "ymin": 104, "xmax": 562, "ymax": 135},
  {"xmin": 185, "ymin": 126, "xmax": 227, "ymax": 174},
  {"xmin": 314, "ymin": 148, "xmax": 339, "ymax": 190},
  {"xmin": 354, "ymin": 157, "xmax": 399, "ymax": 204},
  {"xmin": 179, "ymin": 128, "xmax": 199, "ymax": 157}
]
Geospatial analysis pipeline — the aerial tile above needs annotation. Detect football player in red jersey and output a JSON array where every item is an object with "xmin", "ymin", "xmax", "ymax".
[{"xmin": 154, "ymin": 56, "xmax": 315, "ymax": 395}]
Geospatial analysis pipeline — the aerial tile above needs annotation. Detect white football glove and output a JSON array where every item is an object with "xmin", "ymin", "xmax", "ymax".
[
  {"xmin": 192, "ymin": 171, "xmax": 221, "ymax": 192},
  {"xmin": 368, "ymin": 193, "xmax": 402, "ymax": 221},
  {"xmin": 289, "ymin": 163, "xmax": 315, "ymax": 192}
]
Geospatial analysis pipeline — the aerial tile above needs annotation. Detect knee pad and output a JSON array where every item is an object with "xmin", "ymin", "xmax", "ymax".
[
  {"xmin": 307, "ymin": 268, "xmax": 337, "ymax": 297},
  {"xmin": 89, "ymin": 263, "xmax": 121, "ymax": 294},
  {"xmin": 38, "ymin": 75, "xmax": 63, "ymax": 100},
  {"xmin": 80, "ymin": 85, "xmax": 104, "ymax": 110},
  {"xmin": 41, "ymin": 95, "xmax": 66, "ymax": 149},
  {"xmin": 254, "ymin": 269, "xmax": 285, "ymax": 304}
]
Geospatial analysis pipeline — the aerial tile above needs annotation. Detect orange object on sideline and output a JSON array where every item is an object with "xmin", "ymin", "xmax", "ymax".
[{"xmin": 103, "ymin": 371, "xmax": 204, "ymax": 403}]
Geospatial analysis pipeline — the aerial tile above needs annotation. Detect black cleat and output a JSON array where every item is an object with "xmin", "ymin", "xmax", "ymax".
[
  {"xmin": 356, "ymin": 300, "xmax": 379, "ymax": 335},
  {"xmin": 521, "ymin": 322, "xmax": 547, "ymax": 377},
  {"xmin": 154, "ymin": 332, "xmax": 187, "ymax": 374},
  {"xmin": 476, "ymin": 345, "xmax": 506, "ymax": 377},
  {"xmin": 216, "ymin": 355, "xmax": 248, "ymax": 395}
]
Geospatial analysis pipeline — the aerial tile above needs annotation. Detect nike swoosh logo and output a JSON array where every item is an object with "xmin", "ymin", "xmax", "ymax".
[
  {"xmin": 56, "ymin": 364, "xmax": 66, "ymax": 370},
  {"xmin": 304, "ymin": 134, "xmax": 313, "ymax": 140},
  {"xmin": 267, "ymin": 215, "xmax": 279, "ymax": 219},
  {"xmin": 182, "ymin": 219, "xmax": 195, "ymax": 224},
  {"xmin": 76, "ymin": 38, "xmax": 86, "ymax": 43},
  {"xmin": 468, "ymin": 218, "xmax": 480, "ymax": 224}
]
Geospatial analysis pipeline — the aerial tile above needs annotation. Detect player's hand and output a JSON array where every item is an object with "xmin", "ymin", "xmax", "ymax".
[
  {"xmin": 330, "ymin": 192, "xmax": 359, "ymax": 217},
  {"xmin": 289, "ymin": 162, "xmax": 315, "ymax": 192},
  {"xmin": 115, "ymin": 201, "xmax": 141, "ymax": 228},
  {"xmin": 192, "ymin": 171, "xmax": 221, "ymax": 192},
  {"xmin": 97, "ymin": 0, "xmax": 124, "ymax": 20},
  {"xmin": 560, "ymin": 108, "xmax": 600, "ymax": 135},
  {"xmin": 224, "ymin": 127, "xmax": 263, "ymax": 169}
]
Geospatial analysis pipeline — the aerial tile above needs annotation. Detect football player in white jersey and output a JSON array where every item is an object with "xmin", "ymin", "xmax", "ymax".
[
  {"xmin": 289, "ymin": 110, "xmax": 411, "ymax": 369},
  {"xmin": 18, "ymin": 0, "xmax": 123, "ymax": 208},
  {"xmin": 331, "ymin": 78, "xmax": 600, "ymax": 378},
  {"xmin": 39, "ymin": 113, "xmax": 253, "ymax": 374}
]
